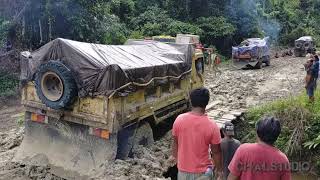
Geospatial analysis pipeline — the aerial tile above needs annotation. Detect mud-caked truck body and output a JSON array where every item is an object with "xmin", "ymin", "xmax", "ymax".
[
  {"xmin": 232, "ymin": 37, "xmax": 271, "ymax": 69},
  {"xmin": 294, "ymin": 36, "xmax": 316, "ymax": 57},
  {"xmin": 16, "ymin": 36, "xmax": 205, "ymax": 175}
]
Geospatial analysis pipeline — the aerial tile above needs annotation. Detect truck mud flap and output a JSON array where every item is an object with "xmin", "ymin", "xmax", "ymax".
[
  {"xmin": 233, "ymin": 60, "xmax": 259, "ymax": 69},
  {"xmin": 14, "ymin": 117, "xmax": 117, "ymax": 177}
]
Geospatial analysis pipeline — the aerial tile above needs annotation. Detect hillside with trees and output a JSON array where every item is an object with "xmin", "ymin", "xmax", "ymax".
[{"xmin": 1, "ymin": 0, "xmax": 320, "ymax": 54}]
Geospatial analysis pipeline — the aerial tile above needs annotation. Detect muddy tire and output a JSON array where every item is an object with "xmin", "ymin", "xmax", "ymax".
[
  {"xmin": 116, "ymin": 122, "xmax": 154, "ymax": 159},
  {"xmin": 35, "ymin": 61, "xmax": 78, "ymax": 110},
  {"xmin": 132, "ymin": 122, "xmax": 154, "ymax": 149},
  {"xmin": 255, "ymin": 61, "xmax": 262, "ymax": 69},
  {"xmin": 265, "ymin": 60, "xmax": 270, "ymax": 66},
  {"xmin": 262, "ymin": 55, "xmax": 271, "ymax": 66},
  {"xmin": 265, "ymin": 56, "xmax": 271, "ymax": 66}
]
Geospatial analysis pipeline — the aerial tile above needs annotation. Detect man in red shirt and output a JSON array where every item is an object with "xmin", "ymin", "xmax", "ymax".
[
  {"xmin": 171, "ymin": 87, "xmax": 223, "ymax": 180},
  {"xmin": 228, "ymin": 117, "xmax": 291, "ymax": 180}
]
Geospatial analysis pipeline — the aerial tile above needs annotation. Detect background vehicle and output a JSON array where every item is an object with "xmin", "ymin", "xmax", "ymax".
[
  {"xmin": 294, "ymin": 36, "xmax": 316, "ymax": 57},
  {"xmin": 15, "ymin": 35, "xmax": 205, "ymax": 175},
  {"xmin": 232, "ymin": 37, "xmax": 270, "ymax": 69}
]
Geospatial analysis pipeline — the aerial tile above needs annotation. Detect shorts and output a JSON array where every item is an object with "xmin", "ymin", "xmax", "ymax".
[{"xmin": 178, "ymin": 170, "xmax": 214, "ymax": 180}]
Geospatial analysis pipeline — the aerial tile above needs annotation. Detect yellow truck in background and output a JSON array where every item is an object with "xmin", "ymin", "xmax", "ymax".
[{"xmin": 16, "ymin": 34, "xmax": 205, "ymax": 175}]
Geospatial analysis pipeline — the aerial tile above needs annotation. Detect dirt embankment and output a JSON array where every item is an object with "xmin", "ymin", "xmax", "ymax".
[{"xmin": 0, "ymin": 56, "xmax": 307, "ymax": 179}]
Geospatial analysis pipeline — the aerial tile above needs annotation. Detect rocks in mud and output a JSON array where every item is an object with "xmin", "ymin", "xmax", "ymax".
[
  {"xmin": 0, "ymin": 128, "xmax": 64, "ymax": 180},
  {"xmin": 93, "ymin": 132, "xmax": 172, "ymax": 180},
  {"xmin": 205, "ymin": 57, "xmax": 304, "ymax": 113},
  {"xmin": 0, "ymin": 128, "xmax": 24, "ymax": 152},
  {"xmin": 0, "ymin": 162, "xmax": 64, "ymax": 180}
]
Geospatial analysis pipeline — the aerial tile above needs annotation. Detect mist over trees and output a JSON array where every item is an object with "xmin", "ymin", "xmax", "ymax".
[{"xmin": 1, "ymin": 0, "xmax": 320, "ymax": 55}]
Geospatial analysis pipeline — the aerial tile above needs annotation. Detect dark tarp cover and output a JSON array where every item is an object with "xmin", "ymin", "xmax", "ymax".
[{"xmin": 20, "ymin": 38, "xmax": 194, "ymax": 97}]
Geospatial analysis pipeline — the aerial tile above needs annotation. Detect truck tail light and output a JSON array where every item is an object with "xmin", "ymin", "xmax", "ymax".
[
  {"xmin": 89, "ymin": 127, "xmax": 110, "ymax": 139},
  {"xmin": 31, "ymin": 113, "xmax": 48, "ymax": 124}
]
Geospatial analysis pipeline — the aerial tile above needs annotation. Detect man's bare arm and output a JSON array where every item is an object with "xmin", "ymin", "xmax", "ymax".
[
  {"xmin": 306, "ymin": 74, "xmax": 311, "ymax": 85},
  {"xmin": 227, "ymin": 173, "xmax": 239, "ymax": 180},
  {"xmin": 211, "ymin": 143, "xmax": 222, "ymax": 171},
  {"xmin": 171, "ymin": 136, "xmax": 178, "ymax": 159}
]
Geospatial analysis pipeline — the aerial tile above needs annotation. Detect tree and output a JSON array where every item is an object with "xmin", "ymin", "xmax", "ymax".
[
  {"xmin": 133, "ymin": 0, "xmax": 163, "ymax": 14},
  {"xmin": 110, "ymin": 0, "xmax": 135, "ymax": 23},
  {"xmin": 3, "ymin": 0, "xmax": 320, "ymax": 55},
  {"xmin": 130, "ymin": 6, "xmax": 170, "ymax": 29},
  {"xmin": 0, "ymin": 17, "xmax": 10, "ymax": 45},
  {"xmin": 224, "ymin": 0, "xmax": 262, "ymax": 44},
  {"xmin": 196, "ymin": 16, "xmax": 235, "ymax": 54},
  {"xmin": 166, "ymin": 21, "xmax": 203, "ymax": 37},
  {"xmin": 165, "ymin": 0, "xmax": 190, "ymax": 21},
  {"xmin": 130, "ymin": 7, "xmax": 172, "ymax": 36}
]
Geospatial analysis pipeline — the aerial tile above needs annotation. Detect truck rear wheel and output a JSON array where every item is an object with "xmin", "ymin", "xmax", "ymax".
[
  {"xmin": 35, "ymin": 61, "xmax": 78, "ymax": 110},
  {"xmin": 116, "ymin": 122, "xmax": 154, "ymax": 159},
  {"xmin": 265, "ymin": 56, "xmax": 271, "ymax": 66},
  {"xmin": 255, "ymin": 61, "xmax": 262, "ymax": 69}
]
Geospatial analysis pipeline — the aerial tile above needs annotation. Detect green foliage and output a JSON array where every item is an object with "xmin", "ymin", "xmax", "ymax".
[
  {"xmin": 16, "ymin": 113, "xmax": 24, "ymax": 126},
  {"xmin": 130, "ymin": 6, "xmax": 170, "ymax": 31},
  {"xmin": 110, "ymin": 0, "xmax": 134, "ymax": 22},
  {"xmin": 2, "ymin": 0, "xmax": 320, "ymax": 54},
  {"xmin": 0, "ymin": 16, "xmax": 10, "ymax": 44},
  {"xmin": 128, "ymin": 30, "xmax": 144, "ymax": 39},
  {"xmin": 99, "ymin": 15, "xmax": 128, "ymax": 45},
  {"xmin": 166, "ymin": 21, "xmax": 203, "ymax": 37},
  {"xmin": 244, "ymin": 90, "xmax": 320, "ymax": 162},
  {"xmin": 0, "ymin": 72, "xmax": 19, "ymax": 97},
  {"xmin": 280, "ymin": 26, "xmax": 306, "ymax": 46},
  {"xmin": 141, "ymin": 23, "xmax": 163, "ymax": 37},
  {"xmin": 164, "ymin": 0, "xmax": 189, "ymax": 21},
  {"xmin": 304, "ymin": 135, "xmax": 320, "ymax": 149},
  {"xmin": 133, "ymin": 0, "xmax": 163, "ymax": 14},
  {"xmin": 130, "ymin": 6, "xmax": 202, "ymax": 38},
  {"xmin": 196, "ymin": 17, "xmax": 235, "ymax": 40}
]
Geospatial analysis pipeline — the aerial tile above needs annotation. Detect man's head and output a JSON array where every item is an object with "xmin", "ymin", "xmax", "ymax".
[
  {"xmin": 305, "ymin": 59, "xmax": 314, "ymax": 69},
  {"xmin": 256, "ymin": 117, "xmax": 281, "ymax": 145},
  {"xmin": 306, "ymin": 53, "xmax": 314, "ymax": 59},
  {"xmin": 314, "ymin": 55, "xmax": 319, "ymax": 62},
  {"xmin": 190, "ymin": 88, "xmax": 210, "ymax": 109},
  {"xmin": 222, "ymin": 122, "xmax": 235, "ymax": 137}
]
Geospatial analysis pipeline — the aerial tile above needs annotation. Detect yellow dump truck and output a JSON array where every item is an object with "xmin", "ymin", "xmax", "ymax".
[{"xmin": 16, "ymin": 35, "xmax": 205, "ymax": 175}]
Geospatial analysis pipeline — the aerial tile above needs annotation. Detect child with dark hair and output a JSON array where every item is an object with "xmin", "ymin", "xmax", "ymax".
[
  {"xmin": 171, "ymin": 87, "xmax": 223, "ymax": 180},
  {"xmin": 228, "ymin": 117, "xmax": 291, "ymax": 180}
]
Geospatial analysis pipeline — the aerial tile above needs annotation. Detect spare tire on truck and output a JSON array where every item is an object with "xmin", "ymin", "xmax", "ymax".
[{"xmin": 35, "ymin": 61, "xmax": 77, "ymax": 110}]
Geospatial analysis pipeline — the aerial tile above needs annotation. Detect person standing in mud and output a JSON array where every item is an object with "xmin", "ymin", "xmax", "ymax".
[
  {"xmin": 208, "ymin": 48, "xmax": 222, "ymax": 76},
  {"xmin": 312, "ymin": 55, "xmax": 319, "ymax": 89},
  {"xmin": 227, "ymin": 117, "xmax": 291, "ymax": 180},
  {"xmin": 305, "ymin": 58, "xmax": 316, "ymax": 103},
  {"xmin": 171, "ymin": 87, "xmax": 223, "ymax": 180},
  {"xmin": 221, "ymin": 122, "xmax": 240, "ymax": 180}
]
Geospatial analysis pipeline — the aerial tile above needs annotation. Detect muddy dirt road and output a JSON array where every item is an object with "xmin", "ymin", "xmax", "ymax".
[
  {"xmin": 205, "ymin": 56, "xmax": 305, "ymax": 111},
  {"xmin": 0, "ymin": 56, "xmax": 307, "ymax": 179}
]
